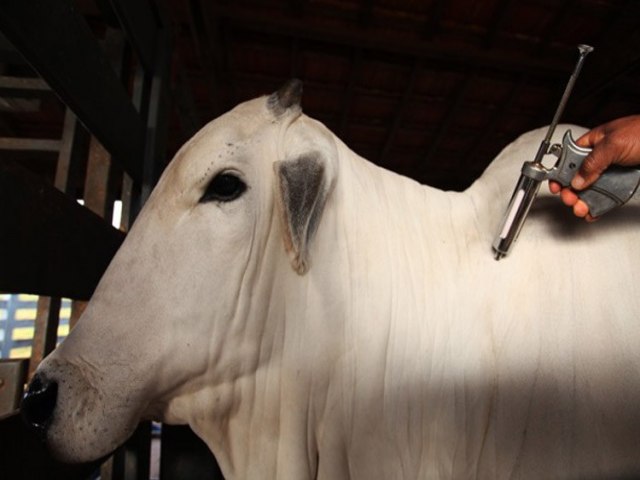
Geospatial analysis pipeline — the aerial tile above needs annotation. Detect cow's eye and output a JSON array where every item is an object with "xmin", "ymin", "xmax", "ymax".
[{"xmin": 200, "ymin": 173, "xmax": 247, "ymax": 203}]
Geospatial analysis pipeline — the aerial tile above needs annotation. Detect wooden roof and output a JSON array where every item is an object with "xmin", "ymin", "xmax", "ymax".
[{"xmin": 2, "ymin": 0, "xmax": 640, "ymax": 191}]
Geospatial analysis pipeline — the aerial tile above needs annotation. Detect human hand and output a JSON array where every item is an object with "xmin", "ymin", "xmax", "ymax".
[{"xmin": 549, "ymin": 115, "xmax": 640, "ymax": 220}]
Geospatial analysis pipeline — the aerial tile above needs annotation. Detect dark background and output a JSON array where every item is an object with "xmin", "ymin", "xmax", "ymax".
[{"xmin": 2, "ymin": 0, "xmax": 640, "ymax": 191}]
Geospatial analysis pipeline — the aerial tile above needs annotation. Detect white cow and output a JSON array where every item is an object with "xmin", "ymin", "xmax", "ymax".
[{"xmin": 23, "ymin": 80, "xmax": 640, "ymax": 479}]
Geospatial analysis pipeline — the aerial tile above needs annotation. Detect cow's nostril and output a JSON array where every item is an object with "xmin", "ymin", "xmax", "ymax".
[{"xmin": 21, "ymin": 374, "xmax": 58, "ymax": 434}]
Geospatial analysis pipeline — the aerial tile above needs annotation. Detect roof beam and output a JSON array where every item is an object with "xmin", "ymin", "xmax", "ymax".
[
  {"xmin": 210, "ymin": 4, "xmax": 570, "ymax": 78},
  {"xmin": 192, "ymin": 0, "xmax": 234, "ymax": 113},
  {"xmin": 532, "ymin": 0, "xmax": 578, "ymax": 55},
  {"xmin": 358, "ymin": 0, "xmax": 375, "ymax": 26},
  {"xmin": 379, "ymin": 59, "xmax": 420, "ymax": 167},
  {"xmin": 172, "ymin": 59, "xmax": 202, "ymax": 138},
  {"xmin": 0, "ymin": 76, "xmax": 50, "ymax": 98},
  {"xmin": 483, "ymin": 0, "xmax": 515, "ymax": 49},
  {"xmin": 420, "ymin": 72, "xmax": 475, "ymax": 171},
  {"xmin": 0, "ymin": 32, "xmax": 27, "ymax": 65},
  {"xmin": 289, "ymin": 0, "xmax": 309, "ymax": 16},
  {"xmin": 461, "ymin": 74, "xmax": 528, "ymax": 172},
  {"xmin": 577, "ymin": 55, "xmax": 640, "ymax": 103},
  {"xmin": 423, "ymin": 0, "xmax": 447, "ymax": 41},
  {"xmin": 338, "ymin": 48, "xmax": 362, "ymax": 139},
  {"xmin": 0, "ymin": 137, "xmax": 61, "ymax": 152},
  {"xmin": 0, "ymin": 160, "xmax": 125, "ymax": 300},
  {"xmin": 108, "ymin": 0, "xmax": 160, "ymax": 74},
  {"xmin": 0, "ymin": 0, "xmax": 145, "ymax": 183},
  {"xmin": 575, "ymin": 1, "xmax": 640, "ymax": 104}
]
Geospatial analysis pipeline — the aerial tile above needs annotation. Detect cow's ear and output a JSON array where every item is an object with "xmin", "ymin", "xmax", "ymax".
[{"xmin": 274, "ymin": 153, "xmax": 331, "ymax": 275}]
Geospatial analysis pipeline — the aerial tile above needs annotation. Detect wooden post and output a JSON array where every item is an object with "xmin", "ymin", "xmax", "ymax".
[
  {"xmin": 29, "ymin": 108, "xmax": 86, "ymax": 376},
  {"xmin": 84, "ymin": 136, "xmax": 115, "ymax": 220},
  {"xmin": 29, "ymin": 297, "xmax": 62, "ymax": 377}
]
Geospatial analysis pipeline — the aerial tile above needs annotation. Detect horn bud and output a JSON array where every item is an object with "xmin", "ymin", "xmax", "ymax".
[{"xmin": 268, "ymin": 78, "xmax": 303, "ymax": 116}]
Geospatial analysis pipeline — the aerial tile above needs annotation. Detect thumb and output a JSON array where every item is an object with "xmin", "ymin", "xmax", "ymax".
[
  {"xmin": 576, "ymin": 125, "xmax": 605, "ymax": 148},
  {"xmin": 571, "ymin": 142, "xmax": 614, "ymax": 190}
]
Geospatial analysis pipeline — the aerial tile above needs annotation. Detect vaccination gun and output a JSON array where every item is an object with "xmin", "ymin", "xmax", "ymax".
[{"xmin": 492, "ymin": 44, "xmax": 640, "ymax": 260}]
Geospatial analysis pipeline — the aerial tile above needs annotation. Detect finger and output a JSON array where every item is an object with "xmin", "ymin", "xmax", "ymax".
[
  {"xmin": 572, "ymin": 199, "xmax": 589, "ymax": 218},
  {"xmin": 572, "ymin": 143, "xmax": 615, "ymax": 190},
  {"xmin": 560, "ymin": 188, "xmax": 579, "ymax": 207},
  {"xmin": 548, "ymin": 180, "xmax": 561, "ymax": 194}
]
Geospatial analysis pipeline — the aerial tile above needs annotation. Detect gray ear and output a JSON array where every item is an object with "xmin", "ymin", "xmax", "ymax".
[{"xmin": 274, "ymin": 153, "xmax": 329, "ymax": 275}]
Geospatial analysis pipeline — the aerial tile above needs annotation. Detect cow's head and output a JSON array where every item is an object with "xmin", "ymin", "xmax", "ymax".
[{"xmin": 21, "ymin": 80, "xmax": 338, "ymax": 462}]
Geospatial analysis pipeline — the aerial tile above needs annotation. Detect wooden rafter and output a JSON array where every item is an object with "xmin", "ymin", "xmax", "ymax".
[
  {"xmin": 423, "ymin": 0, "xmax": 448, "ymax": 41},
  {"xmin": 420, "ymin": 72, "xmax": 475, "ymax": 173},
  {"xmin": 207, "ymin": 3, "xmax": 571, "ymax": 78},
  {"xmin": 0, "ymin": 0, "xmax": 145, "ymax": 183},
  {"xmin": 338, "ymin": 47, "xmax": 362, "ymax": 139},
  {"xmin": 379, "ymin": 59, "xmax": 421, "ymax": 167},
  {"xmin": 483, "ymin": 0, "xmax": 515, "ymax": 49},
  {"xmin": 462, "ymin": 74, "xmax": 528, "ymax": 172}
]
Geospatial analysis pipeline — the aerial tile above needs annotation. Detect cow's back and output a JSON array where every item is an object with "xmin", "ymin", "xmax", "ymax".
[
  {"xmin": 313, "ymin": 125, "xmax": 640, "ymax": 479},
  {"xmin": 465, "ymin": 125, "xmax": 640, "ymax": 478}
]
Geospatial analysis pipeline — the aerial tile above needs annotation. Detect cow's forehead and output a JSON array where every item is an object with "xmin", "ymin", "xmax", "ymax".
[
  {"xmin": 186, "ymin": 97, "xmax": 272, "ymax": 154},
  {"xmin": 165, "ymin": 97, "xmax": 275, "ymax": 178},
  {"xmin": 150, "ymin": 94, "xmax": 310, "ymax": 206},
  {"xmin": 169, "ymin": 94, "xmax": 313, "ymax": 178}
]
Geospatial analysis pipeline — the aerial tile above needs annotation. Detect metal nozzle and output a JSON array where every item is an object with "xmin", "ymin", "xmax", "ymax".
[
  {"xmin": 542, "ymin": 44, "xmax": 594, "ymax": 150},
  {"xmin": 578, "ymin": 44, "xmax": 594, "ymax": 55}
]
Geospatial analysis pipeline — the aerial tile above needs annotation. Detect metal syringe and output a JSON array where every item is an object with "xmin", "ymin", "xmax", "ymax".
[{"xmin": 492, "ymin": 44, "xmax": 594, "ymax": 260}]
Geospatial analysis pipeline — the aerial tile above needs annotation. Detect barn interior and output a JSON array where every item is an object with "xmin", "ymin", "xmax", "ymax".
[{"xmin": 0, "ymin": 0, "xmax": 639, "ymax": 479}]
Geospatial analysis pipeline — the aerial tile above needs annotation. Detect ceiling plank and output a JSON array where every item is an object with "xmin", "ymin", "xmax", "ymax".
[
  {"xmin": 198, "ymin": 0, "xmax": 236, "ymax": 112},
  {"xmin": 0, "ymin": 76, "xmax": 50, "ymax": 98},
  {"xmin": 483, "ymin": 0, "xmax": 515, "ymax": 49},
  {"xmin": 423, "ymin": 0, "xmax": 447, "ymax": 41},
  {"xmin": 461, "ymin": 74, "xmax": 528, "ymax": 172},
  {"xmin": 577, "ymin": 55, "xmax": 640, "ymax": 103},
  {"xmin": 209, "ymin": 4, "xmax": 570, "ymax": 79},
  {"xmin": 420, "ymin": 72, "xmax": 475, "ymax": 171},
  {"xmin": 0, "ymin": 0, "xmax": 145, "ymax": 183},
  {"xmin": 172, "ymin": 59, "xmax": 202, "ymax": 138},
  {"xmin": 575, "ymin": 1, "xmax": 640, "ymax": 104},
  {"xmin": 289, "ymin": 0, "xmax": 309, "ymax": 17},
  {"xmin": 186, "ymin": 0, "xmax": 225, "ymax": 113},
  {"xmin": 109, "ymin": 0, "xmax": 160, "ymax": 73},
  {"xmin": 338, "ymin": 48, "xmax": 363, "ymax": 139},
  {"xmin": 532, "ymin": 0, "xmax": 578, "ymax": 56},
  {"xmin": 379, "ymin": 59, "xmax": 420, "ymax": 167},
  {"xmin": 358, "ymin": 0, "xmax": 375, "ymax": 26},
  {"xmin": 0, "ymin": 137, "xmax": 61, "ymax": 152}
]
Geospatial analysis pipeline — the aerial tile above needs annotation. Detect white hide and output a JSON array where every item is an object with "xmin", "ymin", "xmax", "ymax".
[{"xmin": 33, "ymin": 90, "xmax": 640, "ymax": 479}]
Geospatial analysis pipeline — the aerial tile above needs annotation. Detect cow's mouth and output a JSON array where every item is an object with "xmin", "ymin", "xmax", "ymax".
[{"xmin": 20, "ymin": 357, "xmax": 143, "ymax": 463}]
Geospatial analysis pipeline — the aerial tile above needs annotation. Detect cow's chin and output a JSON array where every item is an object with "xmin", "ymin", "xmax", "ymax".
[
  {"xmin": 35, "ymin": 358, "xmax": 143, "ymax": 463},
  {"xmin": 46, "ymin": 417, "xmax": 134, "ymax": 464}
]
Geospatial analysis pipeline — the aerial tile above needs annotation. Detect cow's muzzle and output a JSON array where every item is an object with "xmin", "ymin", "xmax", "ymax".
[{"xmin": 22, "ymin": 374, "xmax": 58, "ymax": 438}]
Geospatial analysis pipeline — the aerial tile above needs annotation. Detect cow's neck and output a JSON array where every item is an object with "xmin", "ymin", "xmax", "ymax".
[
  {"xmin": 334, "ymin": 142, "xmax": 486, "ymax": 289},
  {"xmin": 160, "ymin": 144, "xmax": 490, "ymax": 478}
]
